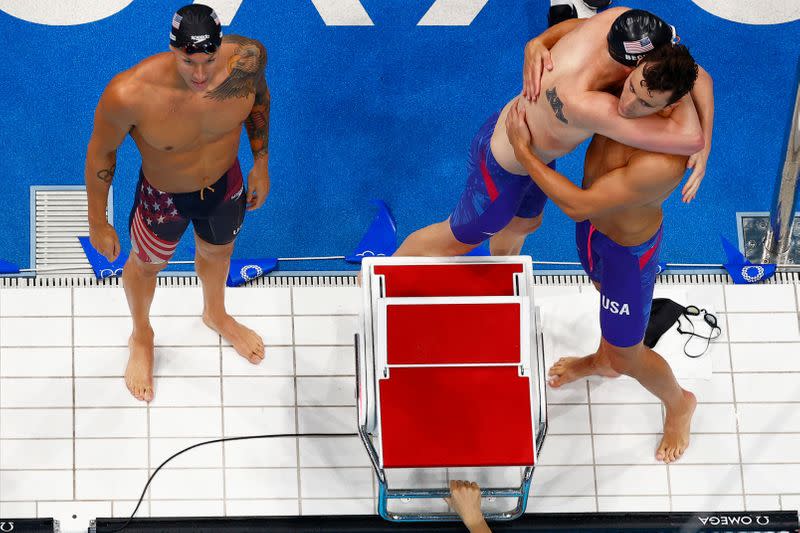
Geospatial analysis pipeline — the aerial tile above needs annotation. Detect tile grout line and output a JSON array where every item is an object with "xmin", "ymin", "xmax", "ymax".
[
  {"xmin": 0, "ymin": 309, "xmax": 787, "ymax": 319},
  {"xmin": 664, "ymin": 402, "xmax": 672, "ymax": 512},
  {"xmin": 146, "ymin": 336, "xmax": 152, "ymax": 518},
  {"xmin": 13, "ymin": 340, "xmax": 800, "ymax": 349},
  {"xmin": 586, "ymin": 380, "xmax": 600, "ymax": 512},
  {"xmin": 795, "ymin": 281, "xmax": 800, "ymax": 349},
  {"xmin": 9, "ymin": 462, "xmax": 800, "ymax": 470},
  {"xmin": 291, "ymin": 287, "xmax": 303, "ymax": 515},
  {"xmin": 9, "ymin": 398, "xmax": 800, "ymax": 411},
  {"xmin": 22, "ymin": 430, "xmax": 800, "ymax": 439},
  {"xmin": 72, "ymin": 286, "xmax": 77, "ymax": 504},
  {"xmin": 219, "ymin": 318, "xmax": 227, "ymax": 516},
  {"xmin": 724, "ymin": 290, "xmax": 748, "ymax": 504},
  {"xmin": 1, "ymin": 343, "xmax": 364, "ymax": 349}
]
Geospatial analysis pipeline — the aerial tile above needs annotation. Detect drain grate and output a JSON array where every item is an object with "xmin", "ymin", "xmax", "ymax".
[
  {"xmin": 30, "ymin": 185, "xmax": 113, "ymax": 277},
  {"xmin": 3, "ymin": 272, "xmax": 800, "ymax": 289},
  {"xmin": 737, "ymin": 211, "xmax": 800, "ymax": 265}
]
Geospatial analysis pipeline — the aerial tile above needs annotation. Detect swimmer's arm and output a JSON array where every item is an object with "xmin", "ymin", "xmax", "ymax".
[
  {"xmin": 512, "ymin": 146, "xmax": 679, "ymax": 222},
  {"xmin": 529, "ymin": 18, "xmax": 584, "ymax": 49},
  {"xmin": 573, "ymin": 152, "xmax": 686, "ymax": 220},
  {"xmin": 682, "ymin": 66, "xmax": 714, "ymax": 201},
  {"xmin": 244, "ymin": 64, "xmax": 270, "ymax": 164},
  {"xmin": 573, "ymin": 91, "xmax": 704, "ymax": 156},
  {"xmin": 217, "ymin": 35, "xmax": 271, "ymax": 163},
  {"xmin": 691, "ymin": 66, "xmax": 714, "ymax": 148},
  {"xmin": 84, "ymin": 81, "xmax": 135, "ymax": 227},
  {"xmin": 523, "ymin": 18, "xmax": 584, "ymax": 100}
]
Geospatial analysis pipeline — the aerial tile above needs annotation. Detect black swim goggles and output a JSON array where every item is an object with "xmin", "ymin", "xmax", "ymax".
[
  {"xmin": 676, "ymin": 305, "xmax": 722, "ymax": 358},
  {"xmin": 177, "ymin": 40, "xmax": 219, "ymax": 55}
]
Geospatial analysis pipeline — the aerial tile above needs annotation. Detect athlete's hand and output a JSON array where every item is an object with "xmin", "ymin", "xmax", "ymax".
[
  {"xmin": 89, "ymin": 222, "xmax": 121, "ymax": 262},
  {"xmin": 506, "ymin": 98, "xmax": 533, "ymax": 153},
  {"xmin": 445, "ymin": 480, "xmax": 487, "ymax": 532},
  {"xmin": 682, "ymin": 144, "xmax": 709, "ymax": 203},
  {"xmin": 246, "ymin": 164, "xmax": 270, "ymax": 211},
  {"xmin": 522, "ymin": 38, "xmax": 553, "ymax": 102}
]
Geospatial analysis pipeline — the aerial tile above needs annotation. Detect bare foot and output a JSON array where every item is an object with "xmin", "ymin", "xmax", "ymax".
[
  {"xmin": 203, "ymin": 313, "xmax": 265, "ymax": 364},
  {"xmin": 548, "ymin": 354, "xmax": 620, "ymax": 388},
  {"xmin": 126, "ymin": 328, "xmax": 155, "ymax": 402},
  {"xmin": 656, "ymin": 390, "xmax": 697, "ymax": 463}
]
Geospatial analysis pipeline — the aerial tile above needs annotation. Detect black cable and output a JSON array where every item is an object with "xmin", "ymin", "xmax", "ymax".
[{"xmin": 106, "ymin": 432, "xmax": 359, "ymax": 532}]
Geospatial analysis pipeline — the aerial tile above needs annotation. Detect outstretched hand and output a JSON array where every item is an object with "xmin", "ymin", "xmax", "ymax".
[
  {"xmin": 522, "ymin": 39, "xmax": 553, "ymax": 102},
  {"xmin": 505, "ymin": 98, "xmax": 533, "ymax": 153},
  {"xmin": 682, "ymin": 146, "xmax": 709, "ymax": 203},
  {"xmin": 445, "ymin": 480, "xmax": 486, "ymax": 531}
]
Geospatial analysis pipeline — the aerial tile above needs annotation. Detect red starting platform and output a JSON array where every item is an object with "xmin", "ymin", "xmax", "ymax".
[{"xmin": 356, "ymin": 256, "xmax": 548, "ymax": 522}]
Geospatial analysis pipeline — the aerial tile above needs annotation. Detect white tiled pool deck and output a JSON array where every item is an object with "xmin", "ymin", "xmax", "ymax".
[{"xmin": 1, "ymin": 280, "xmax": 799, "ymax": 532}]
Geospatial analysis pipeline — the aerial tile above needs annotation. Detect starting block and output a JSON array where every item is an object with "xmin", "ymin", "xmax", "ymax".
[{"xmin": 356, "ymin": 256, "xmax": 548, "ymax": 522}]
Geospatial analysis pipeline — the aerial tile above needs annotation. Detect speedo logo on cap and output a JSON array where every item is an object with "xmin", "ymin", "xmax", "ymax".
[{"xmin": 190, "ymin": 34, "xmax": 210, "ymax": 43}]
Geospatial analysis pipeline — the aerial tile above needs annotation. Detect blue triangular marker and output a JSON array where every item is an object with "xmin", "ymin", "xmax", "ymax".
[
  {"xmin": 0, "ymin": 259, "xmax": 20, "ymax": 274},
  {"xmin": 721, "ymin": 236, "xmax": 749, "ymax": 266},
  {"xmin": 720, "ymin": 236, "xmax": 776, "ymax": 284},
  {"xmin": 227, "ymin": 257, "xmax": 278, "ymax": 287},
  {"xmin": 345, "ymin": 200, "xmax": 397, "ymax": 263},
  {"xmin": 727, "ymin": 262, "xmax": 777, "ymax": 284},
  {"xmin": 78, "ymin": 236, "xmax": 127, "ymax": 279}
]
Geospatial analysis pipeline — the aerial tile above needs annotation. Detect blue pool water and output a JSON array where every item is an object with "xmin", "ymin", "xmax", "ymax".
[{"xmin": 0, "ymin": 0, "xmax": 798, "ymax": 272}]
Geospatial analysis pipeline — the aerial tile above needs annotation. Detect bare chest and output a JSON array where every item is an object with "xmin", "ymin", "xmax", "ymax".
[
  {"xmin": 583, "ymin": 138, "xmax": 633, "ymax": 184},
  {"xmin": 134, "ymin": 92, "xmax": 254, "ymax": 152}
]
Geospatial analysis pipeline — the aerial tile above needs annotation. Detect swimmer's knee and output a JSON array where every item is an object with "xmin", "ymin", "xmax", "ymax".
[
  {"xmin": 601, "ymin": 338, "xmax": 643, "ymax": 371},
  {"xmin": 524, "ymin": 213, "xmax": 543, "ymax": 233},
  {"xmin": 399, "ymin": 219, "xmax": 475, "ymax": 256},
  {"xmin": 425, "ymin": 231, "xmax": 476, "ymax": 256},
  {"xmin": 506, "ymin": 214, "xmax": 543, "ymax": 236},
  {"xmin": 194, "ymin": 234, "xmax": 235, "ymax": 258},
  {"xmin": 125, "ymin": 252, "xmax": 168, "ymax": 276},
  {"xmin": 446, "ymin": 240, "xmax": 478, "ymax": 256},
  {"xmin": 604, "ymin": 348, "xmax": 629, "ymax": 373}
]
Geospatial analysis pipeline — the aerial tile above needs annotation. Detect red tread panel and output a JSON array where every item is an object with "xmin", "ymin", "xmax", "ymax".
[
  {"xmin": 379, "ymin": 366, "xmax": 534, "ymax": 468},
  {"xmin": 387, "ymin": 303, "xmax": 520, "ymax": 364},
  {"xmin": 374, "ymin": 264, "xmax": 523, "ymax": 297}
]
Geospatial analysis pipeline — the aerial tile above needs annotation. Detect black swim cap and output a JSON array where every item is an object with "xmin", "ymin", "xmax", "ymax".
[
  {"xmin": 170, "ymin": 4, "xmax": 222, "ymax": 55},
  {"xmin": 607, "ymin": 9, "xmax": 674, "ymax": 67}
]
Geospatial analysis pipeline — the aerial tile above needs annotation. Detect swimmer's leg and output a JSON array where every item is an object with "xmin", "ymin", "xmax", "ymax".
[
  {"xmin": 194, "ymin": 233, "xmax": 265, "ymax": 364},
  {"xmin": 394, "ymin": 218, "xmax": 478, "ymax": 257},
  {"xmin": 123, "ymin": 252, "xmax": 168, "ymax": 402},
  {"xmin": 489, "ymin": 176, "xmax": 548, "ymax": 255},
  {"xmin": 603, "ymin": 339, "xmax": 696, "ymax": 464},
  {"xmin": 123, "ymin": 173, "xmax": 184, "ymax": 403},
  {"xmin": 489, "ymin": 214, "xmax": 543, "ymax": 256}
]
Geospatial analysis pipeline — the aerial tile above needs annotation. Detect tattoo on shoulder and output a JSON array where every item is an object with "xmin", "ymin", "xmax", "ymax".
[
  {"xmin": 96, "ymin": 164, "xmax": 116, "ymax": 183},
  {"xmin": 206, "ymin": 35, "xmax": 267, "ymax": 101},
  {"xmin": 546, "ymin": 87, "xmax": 568, "ymax": 125}
]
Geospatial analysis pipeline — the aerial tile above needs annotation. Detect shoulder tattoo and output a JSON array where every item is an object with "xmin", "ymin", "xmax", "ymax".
[{"xmin": 206, "ymin": 35, "xmax": 267, "ymax": 101}]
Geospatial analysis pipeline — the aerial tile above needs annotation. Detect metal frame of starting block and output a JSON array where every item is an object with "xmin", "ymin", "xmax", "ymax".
[{"xmin": 355, "ymin": 256, "xmax": 548, "ymax": 522}]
